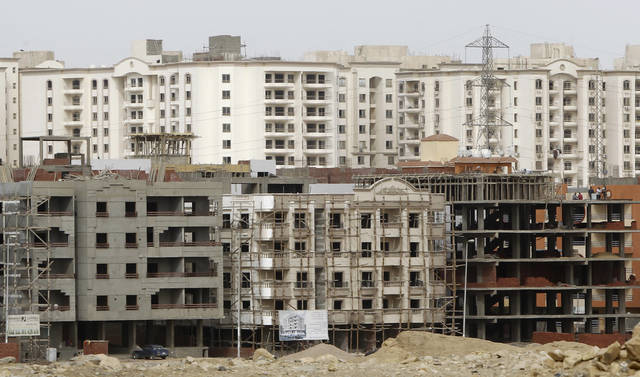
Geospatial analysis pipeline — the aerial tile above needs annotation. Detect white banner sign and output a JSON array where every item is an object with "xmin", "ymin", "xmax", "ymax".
[
  {"xmin": 7, "ymin": 314, "xmax": 40, "ymax": 337},
  {"xmin": 278, "ymin": 310, "xmax": 328, "ymax": 341}
]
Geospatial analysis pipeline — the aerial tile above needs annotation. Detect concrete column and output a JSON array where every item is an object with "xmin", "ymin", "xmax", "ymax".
[
  {"xmin": 98, "ymin": 322, "xmax": 106, "ymax": 340},
  {"xmin": 476, "ymin": 322, "xmax": 486, "ymax": 339},
  {"xmin": 605, "ymin": 291, "xmax": 614, "ymax": 333},
  {"xmin": 619, "ymin": 288, "xmax": 627, "ymax": 333},
  {"xmin": 166, "ymin": 320, "xmax": 175, "ymax": 349},
  {"xmin": 512, "ymin": 319, "xmax": 522, "ymax": 342},
  {"xmin": 128, "ymin": 322, "xmax": 137, "ymax": 351},
  {"xmin": 196, "ymin": 320, "xmax": 204, "ymax": 347},
  {"xmin": 475, "ymin": 295, "xmax": 485, "ymax": 316}
]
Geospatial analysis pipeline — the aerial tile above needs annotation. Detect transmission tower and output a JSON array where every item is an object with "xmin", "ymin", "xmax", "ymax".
[
  {"xmin": 465, "ymin": 24, "xmax": 512, "ymax": 154},
  {"xmin": 593, "ymin": 72, "xmax": 606, "ymax": 178}
]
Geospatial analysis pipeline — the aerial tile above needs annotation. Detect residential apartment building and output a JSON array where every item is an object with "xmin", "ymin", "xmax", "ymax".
[
  {"xmin": 7, "ymin": 38, "xmax": 640, "ymax": 185},
  {"xmin": 1, "ymin": 175, "xmax": 226, "ymax": 357},
  {"xmin": 0, "ymin": 58, "xmax": 20, "ymax": 166},
  {"xmin": 216, "ymin": 178, "xmax": 451, "ymax": 351}
]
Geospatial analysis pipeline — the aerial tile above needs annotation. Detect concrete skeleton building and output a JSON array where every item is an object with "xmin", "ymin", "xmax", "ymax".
[{"xmin": 354, "ymin": 171, "xmax": 640, "ymax": 342}]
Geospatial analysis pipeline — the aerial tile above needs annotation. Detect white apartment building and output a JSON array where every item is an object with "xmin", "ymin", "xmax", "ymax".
[
  {"xmin": 18, "ymin": 58, "xmax": 405, "ymax": 169},
  {"xmin": 395, "ymin": 43, "xmax": 640, "ymax": 186},
  {"xmin": 0, "ymin": 58, "xmax": 20, "ymax": 167},
  {"xmin": 8, "ymin": 39, "xmax": 640, "ymax": 185}
]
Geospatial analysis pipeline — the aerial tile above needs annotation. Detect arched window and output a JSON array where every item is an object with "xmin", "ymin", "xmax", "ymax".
[
  {"xmin": 185, "ymin": 74, "xmax": 191, "ymax": 84},
  {"xmin": 624, "ymin": 80, "xmax": 631, "ymax": 90}
]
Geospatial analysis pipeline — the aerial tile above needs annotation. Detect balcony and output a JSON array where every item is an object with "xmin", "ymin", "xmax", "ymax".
[
  {"xmin": 151, "ymin": 303, "xmax": 217, "ymax": 309},
  {"xmin": 126, "ymin": 305, "xmax": 139, "ymax": 311},
  {"xmin": 96, "ymin": 211, "xmax": 109, "ymax": 217},
  {"xmin": 147, "ymin": 271, "xmax": 215, "ymax": 278},
  {"xmin": 124, "ymin": 101, "xmax": 144, "ymax": 109},
  {"xmin": 302, "ymin": 78, "xmax": 331, "ymax": 87},
  {"xmin": 125, "ymin": 243, "xmax": 138, "ymax": 249},
  {"xmin": 302, "ymin": 111, "xmax": 331, "ymax": 120},
  {"xmin": 96, "ymin": 306, "xmax": 109, "ymax": 311},
  {"xmin": 125, "ymin": 273, "xmax": 139, "ymax": 279},
  {"xmin": 95, "ymin": 243, "xmax": 109, "ymax": 249},
  {"xmin": 157, "ymin": 241, "xmax": 219, "ymax": 247}
]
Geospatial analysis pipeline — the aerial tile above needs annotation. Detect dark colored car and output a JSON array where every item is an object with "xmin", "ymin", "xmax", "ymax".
[{"xmin": 131, "ymin": 345, "xmax": 169, "ymax": 359}]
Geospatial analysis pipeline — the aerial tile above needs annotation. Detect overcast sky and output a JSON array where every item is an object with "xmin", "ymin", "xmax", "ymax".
[{"xmin": 2, "ymin": 0, "xmax": 638, "ymax": 68}]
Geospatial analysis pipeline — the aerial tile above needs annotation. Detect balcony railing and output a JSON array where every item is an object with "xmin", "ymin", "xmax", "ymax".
[
  {"xmin": 95, "ymin": 243, "xmax": 109, "ymax": 249},
  {"xmin": 37, "ymin": 211, "xmax": 73, "ymax": 216},
  {"xmin": 147, "ymin": 272, "xmax": 215, "ymax": 278},
  {"xmin": 125, "ymin": 243, "xmax": 138, "ymax": 249},
  {"xmin": 158, "ymin": 241, "xmax": 220, "ymax": 247},
  {"xmin": 96, "ymin": 306, "xmax": 109, "ymax": 311},
  {"xmin": 96, "ymin": 212, "xmax": 109, "ymax": 217},
  {"xmin": 39, "ymin": 305, "xmax": 71, "ymax": 312},
  {"xmin": 125, "ymin": 273, "xmax": 139, "ymax": 279},
  {"xmin": 151, "ymin": 303, "xmax": 217, "ymax": 309},
  {"xmin": 44, "ymin": 273, "xmax": 75, "ymax": 279},
  {"xmin": 125, "ymin": 305, "xmax": 139, "ymax": 311},
  {"xmin": 125, "ymin": 212, "xmax": 138, "ymax": 217},
  {"xmin": 95, "ymin": 274, "xmax": 109, "ymax": 279},
  {"xmin": 147, "ymin": 211, "xmax": 216, "ymax": 216}
]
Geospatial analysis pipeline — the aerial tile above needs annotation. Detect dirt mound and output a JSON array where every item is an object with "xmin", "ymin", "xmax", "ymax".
[
  {"xmin": 368, "ymin": 331, "xmax": 520, "ymax": 363},
  {"xmin": 529, "ymin": 340, "xmax": 596, "ymax": 354},
  {"xmin": 281, "ymin": 343, "xmax": 357, "ymax": 361}
]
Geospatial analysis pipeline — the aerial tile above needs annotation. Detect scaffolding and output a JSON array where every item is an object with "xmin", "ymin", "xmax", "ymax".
[
  {"xmin": 215, "ymin": 178, "xmax": 455, "ymax": 353},
  {"xmin": 0, "ymin": 182, "xmax": 53, "ymax": 361}
]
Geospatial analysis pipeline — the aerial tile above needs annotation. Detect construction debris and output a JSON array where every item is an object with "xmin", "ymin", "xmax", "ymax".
[{"xmin": 10, "ymin": 329, "xmax": 640, "ymax": 376}]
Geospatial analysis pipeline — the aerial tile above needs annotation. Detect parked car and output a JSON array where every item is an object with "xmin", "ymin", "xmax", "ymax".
[{"xmin": 131, "ymin": 345, "xmax": 169, "ymax": 359}]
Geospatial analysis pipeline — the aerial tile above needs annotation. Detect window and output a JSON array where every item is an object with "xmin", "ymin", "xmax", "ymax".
[
  {"xmin": 222, "ymin": 74, "xmax": 230, "ymax": 83},
  {"xmin": 294, "ymin": 212, "xmax": 306, "ymax": 228},
  {"xmin": 222, "ymin": 123, "xmax": 231, "ymax": 133},
  {"xmin": 386, "ymin": 79, "xmax": 393, "ymax": 88},
  {"xmin": 96, "ymin": 296, "xmax": 108, "ymax": 310},
  {"xmin": 359, "ymin": 93, "xmax": 366, "ymax": 103},
  {"xmin": 385, "ymin": 140, "xmax": 393, "ymax": 149},
  {"xmin": 297, "ymin": 300, "xmax": 308, "ymax": 310},
  {"xmin": 410, "ymin": 242, "xmax": 419, "ymax": 257},
  {"xmin": 409, "ymin": 213, "xmax": 420, "ymax": 228},
  {"xmin": 361, "ymin": 242, "xmax": 372, "ymax": 257},
  {"xmin": 359, "ymin": 78, "xmax": 366, "ymax": 87},
  {"xmin": 359, "ymin": 109, "xmax": 366, "ymax": 118},
  {"xmin": 359, "ymin": 125, "xmax": 366, "ymax": 134},
  {"xmin": 513, "ymin": 113, "xmax": 518, "ymax": 122},
  {"xmin": 222, "ymin": 107, "xmax": 230, "ymax": 116},
  {"xmin": 361, "ymin": 271, "xmax": 373, "ymax": 287},
  {"xmin": 624, "ymin": 80, "xmax": 631, "ymax": 90},
  {"xmin": 385, "ymin": 94, "xmax": 392, "ymax": 103},
  {"xmin": 535, "ymin": 79, "xmax": 542, "ymax": 89},
  {"xmin": 47, "ymin": 80, "xmax": 52, "ymax": 90},
  {"xmin": 338, "ymin": 125, "xmax": 345, "ymax": 134},
  {"xmin": 222, "ymin": 90, "xmax": 230, "ymax": 99},
  {"xmin": 222, "ymin": 140, "xmax": 231, "ymax": 149},
  {"xmin": 535, "ymin": 97, "xmax": 542, "ymax": 106},
  {"xmin": 103, "ymin": 144, "xmax": 109, "ymax": 153},
  {"xmin": 385, "ymin": 110, "xmax": 393, "ymax": 119},
  {"xmin": 513, "ymin": 81, "xmax": 517, "ymax": 90},
  {"xmin": 386, "ymin": 125, "xmax": 393, "ymax": 134},
  {"xmin": 333, "ymin": 300, "xmax": 342, "ymax": 310}
]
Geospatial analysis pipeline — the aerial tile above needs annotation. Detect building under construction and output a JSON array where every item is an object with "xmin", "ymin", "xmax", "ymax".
[
  {"xmin": 354, "ymin": 171, "xmax": 640, "ymax": 342},
  {"xmin": 215, "ymin": 177, "xmax": 454, "ymax": 353}
]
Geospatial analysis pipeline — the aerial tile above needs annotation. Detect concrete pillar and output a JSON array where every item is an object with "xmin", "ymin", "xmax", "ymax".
[
  {"xmin": 475, "ymin": 295, "xmax": 485, "ymax": 316},
  {"xmin": 196, "ymin": 320, "xmax": 204, "ymax": 347},
  {"xmin": 476, "ymin": 322, "xmax": 486, "ymax": 339},
  {"xmin": 618, "ymin": 288, "xmax": 627, "ymax": 333},
  {"xmin": 605, "ymin": 291, "xmax": 614, "ymax": 333},
  {"xmin": 512, "ymin": 319, "xmax": 522, "ymax": 342},
  {"xmin": 128, "ymin": 322, "xmax": 137, "ymax": 351},
  {"xmin": 98, "ymin": 322, "xmax": 106, "ymax": 340},
  {"xmin": 166, "ymin": 320, "xmax": 175, "ymax": 349}
]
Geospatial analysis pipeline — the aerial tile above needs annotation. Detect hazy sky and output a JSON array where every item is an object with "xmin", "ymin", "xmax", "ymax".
[{"xmin": 3, "ymin": 0, "xmax": 638, "ymax": 68}]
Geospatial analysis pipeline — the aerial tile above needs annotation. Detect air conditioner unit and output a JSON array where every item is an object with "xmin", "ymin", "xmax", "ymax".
[
  {"xmin": 466, "ymin": 90, "xmax": 472, "ymax": 96},
  {"xmin": 536, "ymin": 121, "xmax": 542, "ymax": 127}
]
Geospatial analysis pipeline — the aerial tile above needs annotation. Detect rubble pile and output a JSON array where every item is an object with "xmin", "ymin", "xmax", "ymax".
[{"xmin": 4, "ymin": 328, "xmax": 640, "ymax": 376}]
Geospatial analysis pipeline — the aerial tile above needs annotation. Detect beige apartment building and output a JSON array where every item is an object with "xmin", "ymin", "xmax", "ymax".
[{"xmin": 217, "ymin": 178, "xmax": 452, "ymax": 351}]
